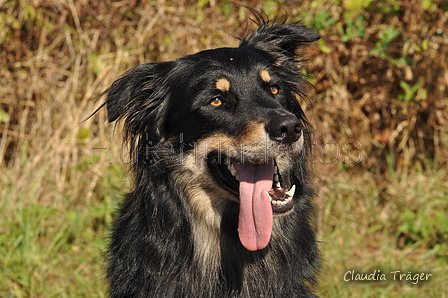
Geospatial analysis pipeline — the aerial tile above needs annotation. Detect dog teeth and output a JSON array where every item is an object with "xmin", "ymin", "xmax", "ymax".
[
  {"xmin": 267, "ymin": 191, "xmax": 293, "ymax": 205},
  {"xmin": 267, "ymin": 184, "xmax": 296, "ymax": 206},
  {"xmin": 285, "ymin": 185, "xmax": 296, "ymax": 198},
  {"xmin": 227, "ymin": 163, "xmax": 239, "ymax": 180},
  {"xmin": 270, "ymin": 197, "xmax": 292, "ymax": 205},
  {"xmin": 228, "ymin": 163, "xmax": 237, "ymax": 176}
]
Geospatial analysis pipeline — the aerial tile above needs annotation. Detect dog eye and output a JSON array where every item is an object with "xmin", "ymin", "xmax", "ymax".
[
  {"xmin": 270, "ymin": 85, "xmax": 280, "ymax": 95},
  {"xmin": 209, "ymin": 97, "xmax": 223, "ymax": 106}
]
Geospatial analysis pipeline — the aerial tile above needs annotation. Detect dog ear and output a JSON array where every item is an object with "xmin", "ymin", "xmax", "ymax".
[
  {"xmin": 103, "ymin": 63, "xmax": 170, "ymax": 142},
  {"xmin": 105, "ymin": 63, "xmax": 157, "ymax": 122},
  {"xmin": 239, "ymin": 22, "xmax": 320, "ymax": 65}
]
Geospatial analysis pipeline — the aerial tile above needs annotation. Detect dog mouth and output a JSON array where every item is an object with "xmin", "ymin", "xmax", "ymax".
[
  {"xmin": 207, "ymin": 156, "xmax": 295, "ymax": 214},
  {"xmin": 207, "ymin": 155, "xmax": 296, "ymax": 251}
]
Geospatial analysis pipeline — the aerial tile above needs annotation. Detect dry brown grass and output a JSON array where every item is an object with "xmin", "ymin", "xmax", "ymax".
[{"xmin": 2, "ymin": 0, "xmax": 446, "ymax": 174}]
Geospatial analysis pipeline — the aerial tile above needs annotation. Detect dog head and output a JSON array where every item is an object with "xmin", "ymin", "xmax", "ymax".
[{"xmin": 103, "ymin": 15, "xmax": 320, "ymax": 251}]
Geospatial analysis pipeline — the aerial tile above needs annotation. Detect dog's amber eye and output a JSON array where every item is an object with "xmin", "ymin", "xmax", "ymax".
[
  {"xmin": 270, "ymin": 85, "xmax": 279, "ymax": 95},
  {"xmin": 210, "ymin": 98, "xmax": 223, "ymax": 106}
]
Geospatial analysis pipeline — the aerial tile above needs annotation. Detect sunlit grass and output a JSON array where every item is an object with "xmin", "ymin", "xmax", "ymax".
[{"xmin": 316, "ymin": 161, "xmax": 448, "ymax": 297}]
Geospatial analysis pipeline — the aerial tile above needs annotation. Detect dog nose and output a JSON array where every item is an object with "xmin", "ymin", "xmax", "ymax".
[{"xmin": 267, "ymin": 114, "xmax": 302, "ymax": 143}]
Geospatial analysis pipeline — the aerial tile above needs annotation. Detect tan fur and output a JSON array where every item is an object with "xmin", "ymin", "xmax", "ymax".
[
  {"xmin": 215, "ymin": 78, "xmax": 231, "ymax": 92},
  {"xmin": 260, "ymin": 70, "xmax": 272, "ymax": 83},
  {"xmin": 173, "ymin": 152, "xmax": 230, "ymax": 275}
]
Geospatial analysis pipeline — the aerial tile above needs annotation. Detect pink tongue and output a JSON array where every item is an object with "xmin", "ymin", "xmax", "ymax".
[{"xmin": 233, "ymin": 160, "xmax": 274, "ymax": 251}]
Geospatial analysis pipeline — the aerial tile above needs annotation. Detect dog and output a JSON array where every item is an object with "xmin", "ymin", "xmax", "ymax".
[{"xmin": 99, "ymin": 11, "xmax": 321, "ymax": 298}]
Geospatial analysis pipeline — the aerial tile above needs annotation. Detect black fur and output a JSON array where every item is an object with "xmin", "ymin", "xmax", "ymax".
[{"xmin": 100, "ymin": 12, "xmax": 321, "ymax": 298}]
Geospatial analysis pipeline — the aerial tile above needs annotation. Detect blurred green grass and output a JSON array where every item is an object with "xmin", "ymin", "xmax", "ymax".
[{"xmin": 1, "ymin": 0, "xmax": 447, "ymax": 297}]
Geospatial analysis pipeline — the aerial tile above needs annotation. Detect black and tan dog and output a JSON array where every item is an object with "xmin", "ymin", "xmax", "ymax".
[{"xmin": 99, "ymin": 11, "xmax": 321, "ymax": 298}]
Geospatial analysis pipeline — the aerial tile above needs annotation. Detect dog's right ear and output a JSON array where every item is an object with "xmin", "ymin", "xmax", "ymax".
[
  {"xmin": 103, "ymin": 63, "xmax": 171, "ymax": 142},
  {"xmin": 105, "ymin": 63, "xmax": 156, "ymax": 122}
]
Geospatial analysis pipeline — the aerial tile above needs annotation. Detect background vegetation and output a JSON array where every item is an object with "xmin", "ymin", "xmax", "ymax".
[{"xmin": 0, "ymin": 0, "xmax": 447, "ymax": 297}]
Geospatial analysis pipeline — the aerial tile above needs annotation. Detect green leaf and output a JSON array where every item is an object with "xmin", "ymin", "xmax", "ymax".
[
  {"xmin": 319, "ymin": 39, "xmax": 331, "ymax": 54},
  {"xmin": 23, "ymin": 4, "xmax": 36, "ymax": 21},
  {"xmin": 400, "ymin": 209, "xmax": 417, "ymax": 221},
  {"xmin": 262, "ymin": 1, "xmax": 278, "ymax": 18},
  {"xmin": 0, "ymin": 109, "xmax": 9, "ymax": 123},
  {"xmin": 343, "ymin": 0, "xmax": 373, "ymax": 11},
  {"xmin": 76, "ymin": 128, "xmax": 91, "ymax": 140}
]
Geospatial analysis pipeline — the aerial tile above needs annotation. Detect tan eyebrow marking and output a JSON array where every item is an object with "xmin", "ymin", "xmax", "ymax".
[
  {"xmin": 215, "ymin": 78, "xmax": 231, "ymax": 92},
  {"xmin": 260, "ymin": 70, "xmax": 272, "ymax": 83}
]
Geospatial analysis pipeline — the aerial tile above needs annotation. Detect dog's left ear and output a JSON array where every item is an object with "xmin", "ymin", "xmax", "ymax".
[{"xmin": 239, "ymin": 22, "xmax": 320, "ymax": 65}]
